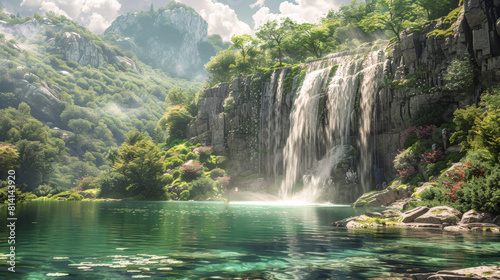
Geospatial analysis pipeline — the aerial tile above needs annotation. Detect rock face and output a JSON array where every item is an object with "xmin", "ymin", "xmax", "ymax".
[
  {"xmin": 188, "ymin": 1, "xmax": 500, "ymax": 202},
  {"xmin": 14, "ymin": 79, "xmax": 65, "ymax": 123},
  {"xmin": 55, "ymin": 32, "xmax": 140, "ymax": 71},
  {"xmin": 105, "ymin": 6, "xmax": 209, "ymax": 79},
  {"xmin": 56, "ymin": 32, "xmax": 107, "ymax": 68}
]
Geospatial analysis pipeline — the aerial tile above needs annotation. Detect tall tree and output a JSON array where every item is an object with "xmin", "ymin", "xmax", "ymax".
[
  {"xmin": 293, "ymin": 23, "xmax": 331, "ymax": 58},
  {"xmin": 360, "ymin": 0, "xmax": 422, "ymax": 41},
  {"xmin": 112, "ymin": 131, "xmax": 164, "ymax": 198},
  {"xmin": 416, "ymin": 0, "xmax": 460, "ymax": 20},
  {"xmin": 229, "ymin": 34, "xmax": 259, "ymax": 65},
  {"xmin": 256, "ymin": 18, "xmax": 294, "ymax": 66}
]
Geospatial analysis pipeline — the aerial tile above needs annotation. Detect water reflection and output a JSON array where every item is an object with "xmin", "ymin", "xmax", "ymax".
[{"xmin": 0, "ymin": 201, "xmax": 498, "ymax": 280}]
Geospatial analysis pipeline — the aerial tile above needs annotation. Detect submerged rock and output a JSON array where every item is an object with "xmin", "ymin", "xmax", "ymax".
[{"xmin": 411, "ymin": 265, "xmax": 500, "ymax": 280}]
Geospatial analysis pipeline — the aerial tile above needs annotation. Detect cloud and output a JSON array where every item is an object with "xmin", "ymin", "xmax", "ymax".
[
  {"xmin": 249, "ymin": 0, "xmax": 266, "ymax": 9},
  {"xmin": 177, "ymin": 0, "xmax": 252, "ymax": 40},
  {"xmin": 19, "ymin": 0, "xmax": 121, "ymax": 34},
  {"xmin": 253, "ymin": 0, "xmax": 340, "ymax": 29}
]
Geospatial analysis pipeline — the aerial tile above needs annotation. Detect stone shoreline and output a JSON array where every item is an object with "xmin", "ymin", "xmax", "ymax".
[{"xmin": 332, "ymin": 206, "xmax": 500, "ymax": 233}]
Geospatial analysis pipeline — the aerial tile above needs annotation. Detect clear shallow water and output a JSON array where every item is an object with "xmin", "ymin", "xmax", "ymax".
[{"xmin": 1, "ymin": 201, "xmax": 499, "ymax": 279}]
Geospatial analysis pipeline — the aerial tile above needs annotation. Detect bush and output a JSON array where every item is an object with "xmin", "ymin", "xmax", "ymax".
[
  {"xmin": 209, "ymin": 168, "xmax": 225, "ymax": 179},
  {"xmin": 172, "ymin": 170, "xmax": 181, "ymax": 179},
  {"xmin": 455, "ymin": 165, "xmax": 500, "ymax": 214},
  {"xmin": 186, "ymin": 152, "xmax": 196, "ymax": 160},
  {"xmin": 179, "ymin": 190, "xmax": 190, "ymax": 200},
  {"xmin": 180, "ymin": 163, "xmax": 204, "ymax": 182},
  {"xmin": 189, "ymin": 177, "xmax": 215, "ymax": 198},
  {"xmin": 68, "ymin": 192, "xmax": 83, "ymax": 201},
  {"xmin": 393, "ymin": 149, "xmax": 417, "ymax": 170}
]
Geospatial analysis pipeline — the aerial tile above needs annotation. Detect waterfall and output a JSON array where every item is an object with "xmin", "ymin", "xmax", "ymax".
[
  {"xmin": 280, "ymin": 68, "xmax": 330, "ymax": 201},
  {"xmin": 277, "ymin": 50, "xmax": 386, "ymax": 203}
]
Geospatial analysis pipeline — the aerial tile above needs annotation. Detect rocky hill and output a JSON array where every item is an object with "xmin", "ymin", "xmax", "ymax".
[{"xmin": 104, "ymin": 3, "xmax": 213, "ymax": 80}]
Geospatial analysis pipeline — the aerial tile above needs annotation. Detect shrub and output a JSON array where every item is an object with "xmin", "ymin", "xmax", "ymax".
[
  {"xmin": 393, "ymin": 149, "xmax": 417, "ymax": 171},
  {"xmin": 189, "ymin": 177, "xmax": 215, "ymax": 198},
  {"xmin": 179, "ymin": 190, "xmax": 190, "ymax": 200},
  {"xmin": 180, "ymin": 163, "xmax": 204, "ymax": 182},
  {"xmin": 68, "ymin": 192, "xmax": 83, "ymax": 201},
  {"xmin": 209, "ymin": 168, "xmax": 225, "ymax": 179},
  {"xmin": 422, "ymin": 150, "xmax": 445, "ymax": 164},
  {"xmin": 162, "ymin": 174, "xmax": 174, "ymax": 185},
  {"xmin": 455, "ymin": 165, "xmax": 500, "ymax": 214},
  {"xmin": 186, "ymin": 152, "xmax": 196, "ymax": 160},
  {"xmin": 172, "ymin": 170, "xmax": 181, "ymax": 179}
]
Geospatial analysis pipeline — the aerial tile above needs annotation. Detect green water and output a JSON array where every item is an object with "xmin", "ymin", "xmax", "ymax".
[{"xmin": 1, "ymin": 201, "xmax": 499, "ymax": 279}]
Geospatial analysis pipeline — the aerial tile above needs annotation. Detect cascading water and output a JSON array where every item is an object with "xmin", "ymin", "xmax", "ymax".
[{"xmin": 277, "ymin": 50, "xmax": 386, "ymax": 203}]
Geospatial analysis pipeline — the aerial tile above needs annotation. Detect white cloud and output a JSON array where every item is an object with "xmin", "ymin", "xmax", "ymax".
[
  {"xmin": 249, "ymin": 0, "xmax": 265, "ymax": 9},
  {"xmin": 253, "ymin": 0, "xmax": 340, "ymax": 29},
  {"xmin": 177, "ymin": 0, "xmax": 252, "ymax": 40},
  {"xmin": 19, "ymin": 0, "xmax": 121, "ymax": 34},
  {"xmin": 86, "ymin": 12, "xmax": 111, "ymax": 34}
]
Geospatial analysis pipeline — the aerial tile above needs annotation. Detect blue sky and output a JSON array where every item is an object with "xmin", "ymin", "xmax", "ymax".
[{"xmin": 2, "ymin": 0, "xmax": 351, "ymax": 39}]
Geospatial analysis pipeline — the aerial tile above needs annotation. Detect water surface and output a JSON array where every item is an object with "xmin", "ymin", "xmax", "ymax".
[{"xmin": 1, "ymin": 201, "xmax": 499, "ymax": 279}]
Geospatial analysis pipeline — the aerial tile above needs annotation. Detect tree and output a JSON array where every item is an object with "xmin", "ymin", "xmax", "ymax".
[
  {"xmin": 360, "ymin": 0, "xmax": 422, "ymax": 41},
  {"xmin": 229, "ymin": 34, "xmax": 259, "ymax": 65},
  {"xmin": 416, "ymin": 0, "xmax": 460, "ymax": 20},
  {"xmin": 166, "ymin": 87, "xmax": 188, "ymax": 105},
  {"xmin": 256, "ymin": 18, "xmax": 294, "ymax": 66},
  {"xmin": 68, "ymin": 119, "xmax": 93, "ymax": 150},
  {"xmin": 204, "ymin": 49, "xmax": 236, "ymax": 85},
  {"xmin": 292, "ymin": 23, "xmax": 331, "ymax": 58},
  {"xmin": 0, "ymin": 144, "xmax": 19, "ymax": 180},
  {"xmin": 158, "ymin": 105, "xmax": 193, "ymax": 143},
  {"xmin": 112, "ymin": 132, "xmax": 164, "ymax": 198}
]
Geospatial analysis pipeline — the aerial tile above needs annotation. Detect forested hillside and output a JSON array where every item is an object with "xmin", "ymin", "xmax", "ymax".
[{"xmin": 0, "ymin": 3, "xmax": 207, "ymax": 199}]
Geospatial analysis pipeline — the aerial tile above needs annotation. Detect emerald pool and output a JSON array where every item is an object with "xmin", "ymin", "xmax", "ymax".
[{"xmin": 1, "ymin": 201, "xmax": 499, "ymax": 279}]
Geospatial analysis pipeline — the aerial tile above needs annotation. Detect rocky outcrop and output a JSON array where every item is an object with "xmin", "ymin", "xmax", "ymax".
[
  {"xmin": 56, "ymin": 32, "xmax": 107, "ymax": 68},
  {"xmin": 352, "ymin": 181, "xmax": 415, "ymax": 207},
  {"xmin": 14, "ymin": 79, "xmax": 65, "ymax": 123},
  {"xmin": 411, "ymin": 266, "xmax": 500, "ymax": 280},
  {"xmin": 105, "ymin": 6, "xmax": 209, "ymax": 79}
]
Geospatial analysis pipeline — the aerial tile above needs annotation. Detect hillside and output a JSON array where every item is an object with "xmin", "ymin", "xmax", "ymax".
[{"xmin": 0, "ymin": 7, "xmax": 202, "ymax": 195}]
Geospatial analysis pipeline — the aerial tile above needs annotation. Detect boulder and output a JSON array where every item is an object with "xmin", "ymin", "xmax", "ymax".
[
  {"xmin": 14, "ymin": 79, "xmax": 65, "ymax": 123},
  {"xmin": 365, "ymin": 212, "xmax": 383, "ymax": 217},
  {"xmin": 460, "ymin": 210, "xmax": 494, "ymax": 224},
  {"xmin": 414, "ymin": 206, "xmax": 462, "ymax": 225},
  {"xmin": 56, "ymin": 32, "xmax": 106, "ymax": 68},
  {"xmin": 401, "ymin": 206, "xmax": 430, "ymax": 223}
]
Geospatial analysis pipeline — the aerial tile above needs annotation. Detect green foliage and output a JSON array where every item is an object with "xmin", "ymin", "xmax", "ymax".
[
  {"xmin": 204, "ymin": 49, "xmax": 237, "ymax": 86},
  {"xmin": 68, "ymin": 192, "xmax": 83, "ymax": 201},
  {"xmin": 158, "ymin": 105, "xmax": 193, "ymax": 144},
  {"xmin": 411, "ymin": 104, "xmax": 446, "ymax": 127},
  {"xmin": 393, "ymin": 149, "xmax": 417, "ymax": 170},
  {"xmin": 360, "ymin": 0, "xmax": 423, "ymax": 41},
  {"xmin": 427, "ymin": 6, "xmax": 462, "ymax": 38},
  {"xmin": 179, "ymin": 189, "xmax": 190, "ymax": 200},
  {"xmin": 455, "ymin": 165, "xmax": 500, "ymax": 214},
  {"xmin": 443, "ymin": 56, "xmax": 477, "ymax": 92},
  {"xmin": 209, "ymin": 168, "xmax": 225, "ymax": 179}
]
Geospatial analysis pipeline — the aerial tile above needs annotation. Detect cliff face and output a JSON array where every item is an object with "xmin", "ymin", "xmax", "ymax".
[
  {"xmin": 105, "ymin": 7, "xmax": 209, "ymax": 79},
  {"xmin": 188, "ymin": 1, "xmax": 500, "ymax": 203}
]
